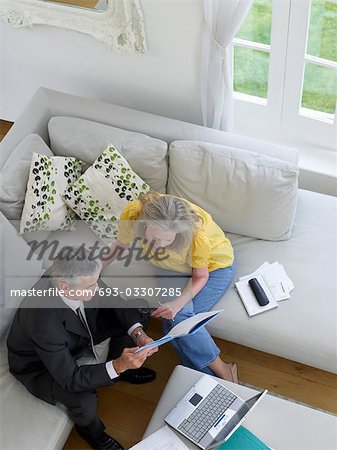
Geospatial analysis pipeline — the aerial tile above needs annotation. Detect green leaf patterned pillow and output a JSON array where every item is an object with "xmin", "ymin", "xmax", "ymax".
[
  {"xmin": 20, "ymin": 152, "xmax": 85, "ymax": 233},
  {"xmin": 63, "ymin": 145, "xmax": 150, "ymax": 243}
]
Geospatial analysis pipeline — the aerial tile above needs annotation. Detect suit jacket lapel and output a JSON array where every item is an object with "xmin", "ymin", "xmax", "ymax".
[
  {"xmin": 52, "ymin": 294, "xmax": 90, "ymax": 339},
  {"xmin": 62, "ymin": 308, "xmax": 90, "ymax": 339},
  {"xmin": 27, "ymin": 274, "xmax": 91, "ymax": 340}
]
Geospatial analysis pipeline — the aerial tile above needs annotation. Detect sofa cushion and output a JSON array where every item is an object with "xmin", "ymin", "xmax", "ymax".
[
  {"xmin": 167, "ymin": 141, "xmax": 299, "ymax": 241},
  {"xmin": 0, "ymin": 134, "xmax": 54, "ymax": 220},
  {"xmin": 63, "ymin": 146, "xmax": 149, "ymax": 243},
  {"xmin": 48, "ymin": 116, "xmax": 168, "ymax": 193},
  {"xmin": 20, "ymin": 153, "xmax": 85, "ymax": 233},
  {"xmin": 207, "ymin": 189, "xmax": 337, "ymax": 373}
]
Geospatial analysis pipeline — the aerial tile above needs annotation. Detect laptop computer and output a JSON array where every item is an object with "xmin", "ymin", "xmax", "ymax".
[{"xmin": 165, "ymin": 375, "xmax": 268, "ymax": 449}]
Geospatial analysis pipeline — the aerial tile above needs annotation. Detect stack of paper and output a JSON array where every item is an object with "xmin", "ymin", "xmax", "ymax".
[
  {"xmin": 235, "ymin": 262, "xmax": 294, "ymax": 317},
  {"xmin": 131, "ymin": 425, "xmax": 273, "ymax": 450},
  {"xmin": 129, "ymin": 425, "xmax": 189, "ymax": 450}
]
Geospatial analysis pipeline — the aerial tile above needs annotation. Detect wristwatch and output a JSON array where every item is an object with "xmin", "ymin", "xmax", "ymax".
[{"xmin": 132, "ymin": 328, "xmax": 144, "ymax": 342}]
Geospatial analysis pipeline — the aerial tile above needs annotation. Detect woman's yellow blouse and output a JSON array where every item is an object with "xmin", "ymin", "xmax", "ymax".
[{"xmin": 117, "ymin": 198, "xmax": 234, "ymax": 273}]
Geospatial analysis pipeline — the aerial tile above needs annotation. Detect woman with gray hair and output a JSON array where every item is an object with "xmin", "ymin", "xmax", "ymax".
[{"xmin": 104, "ymin": 191, "xmax": 237, "ymax": 383}]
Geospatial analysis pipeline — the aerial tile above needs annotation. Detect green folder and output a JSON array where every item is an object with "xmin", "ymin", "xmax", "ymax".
[{"xmin": 217, "ymin": 426, "xmax": 271, "ymax": 450}]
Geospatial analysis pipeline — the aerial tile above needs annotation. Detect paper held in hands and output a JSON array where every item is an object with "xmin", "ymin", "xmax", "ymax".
[
  {"xmin": 135, "ymin": 310, "xmax": 223, "ymax": 353},
  {"xmin": 235, "ymin": 261, "xmax": 294, "ymax": 317}
]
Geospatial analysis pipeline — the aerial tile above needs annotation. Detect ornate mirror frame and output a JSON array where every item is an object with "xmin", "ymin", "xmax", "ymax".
[{"xmin": 0, "ymin": 0, "xmax": 146, "ymax": 53}]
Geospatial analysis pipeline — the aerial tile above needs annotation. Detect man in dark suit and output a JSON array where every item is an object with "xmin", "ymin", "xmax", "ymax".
[{"xmin": 7, "ymin": 250, "xmax": 158, "ymax": 450}]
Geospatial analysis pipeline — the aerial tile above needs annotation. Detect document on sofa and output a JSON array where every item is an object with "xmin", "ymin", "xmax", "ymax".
[
  {"xmin": 238, "ymin": 262, "xmax": 294, "ymax": 302},
  {"xmin": 235, "ymin": 275, "xmax": 278, "ymax": 316},
  {"xmin": 235, "ymin": 261, "xmax": 294, "ymax": 316},
  {"xmin": 135, "ymin": 310, "xmax": 223, "ymax": 352}
]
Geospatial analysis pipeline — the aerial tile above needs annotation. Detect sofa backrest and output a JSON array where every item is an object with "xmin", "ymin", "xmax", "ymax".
[
  {"xmin": 0, "ymin": 87, "xmax": 300, "ymax": 244},
  {"xmin": 0, "ymin": 87, "xmax": 299, "ymax": 171}
]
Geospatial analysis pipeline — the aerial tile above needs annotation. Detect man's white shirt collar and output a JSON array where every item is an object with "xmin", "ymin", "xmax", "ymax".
[
  {"xmin": 58, "ymin": 293, "xmax": 141, "ymax": 341},
  {"xmin": 59, "ymin": 294, "xmax": 83, "ymax": 313}
]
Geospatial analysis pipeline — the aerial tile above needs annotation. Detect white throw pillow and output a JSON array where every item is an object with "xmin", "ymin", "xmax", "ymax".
[
  {"xmin": 167, "ymin": 141, "xmax": 299, "ymax": 241},
  {"xmin": 0, "ymin": 134, "xmax": 54, "ymax": 220},
  {"xmin": 48, "ymin": 116, "xmax": 168, "ymax": 192},
  {"xmin": 20, "ymin": 153, "xmax": 85, "ymax": 233},
  {"xmin": 63, "ymin": 145, "xmax": 150, "ymax": 243}
]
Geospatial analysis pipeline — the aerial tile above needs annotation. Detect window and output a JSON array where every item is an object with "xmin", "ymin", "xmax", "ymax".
[
  {"xmin": 234, "ymin": 0, "xmax": 272, "ymax": 102},
  {"xmin": 300, "ymin": 0, "xmax": 337, "ymax": 119},
  {"xmin": 233, "ymin": 0, "xmax": 337, "ymax": 150}
]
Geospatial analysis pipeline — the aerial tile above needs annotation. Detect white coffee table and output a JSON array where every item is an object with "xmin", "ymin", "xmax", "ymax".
[{"xmin": 144, "ymin": 365, "xmax": 337, "ymax": 449}]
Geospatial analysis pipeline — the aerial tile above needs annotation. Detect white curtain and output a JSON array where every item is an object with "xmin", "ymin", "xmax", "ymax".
[{"xmin": 201, "ymin": 0, "xmax": 253, "ymax": 131}]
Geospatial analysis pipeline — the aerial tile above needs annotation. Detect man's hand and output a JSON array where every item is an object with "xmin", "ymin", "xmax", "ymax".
[
  {"xmin": 113, "ymin": 347, "xmax": 152, "ymax": 374},
  {"xmin": 151, "ymin": 299, "xmax": 183, "ymax": 320},
  {"xmin": 136, "ymin": 333, "xmax": 158, "ymax": 355}
]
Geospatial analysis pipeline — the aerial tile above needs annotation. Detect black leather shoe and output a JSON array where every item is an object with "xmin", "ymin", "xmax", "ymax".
[
  {"xmin": 76, "ymin": 427, "xmax": 124, "ymax": 450},
  {"xmin": 119, "ymin": 367, "xmax": 156, "ymax": 384}
]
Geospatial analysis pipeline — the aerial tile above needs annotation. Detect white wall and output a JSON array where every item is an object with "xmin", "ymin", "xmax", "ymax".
[
  {"xmin": 0, "ymin": 0, "xmax": 204, "ymax": 123},
  {"xmin": 1, "ymin": 0, "xmax": 335, "ymax": 196}
]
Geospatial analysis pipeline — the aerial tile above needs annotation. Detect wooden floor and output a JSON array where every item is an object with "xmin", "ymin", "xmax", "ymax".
[
  {"xmin": 1, "ymin": 119, "xmax": 336, "ymax": 449},
  {"xmin": 0, "ymin": 120, "xmax": 13, "ymax": 141},
  {"xmin": 63, "ymin": 320, "xmax": 337, "ymax": 450},
  {"xmin": 47, "ymin": 0, "xmax": 100, "ymax": 8}
]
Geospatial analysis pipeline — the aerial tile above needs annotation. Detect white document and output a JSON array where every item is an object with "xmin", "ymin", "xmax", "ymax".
[
  {"xmin": 235, "ymin": 274, "xmax": 278, "ymax": 316},
  {"xmin": 238, "ymin": 262, "xmax": 270, "ymax": 283},
  {"xmin": 129, "ymin": 425, "xmax": 189, "ymax": 450},
  {"xmin": 273, "ymin": 262, "xmax": 294, "ymax": 292},
  {"xmin": 238, "ymin": 262, "xmax": 294, "ymax": 302},
  {"xmin": 261, "ymin": 263, "xmax": 291, "ymax": 301}
]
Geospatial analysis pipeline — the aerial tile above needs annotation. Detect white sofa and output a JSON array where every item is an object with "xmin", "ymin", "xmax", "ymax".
[{"xmin": 0, "ymin": 87, "xmax": 336, "ymax": 450}]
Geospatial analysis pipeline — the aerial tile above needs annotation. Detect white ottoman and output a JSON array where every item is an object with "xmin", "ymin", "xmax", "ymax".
[{"xmin": 144, "ymin": 365, "xmax": 337, "ymax": 450}]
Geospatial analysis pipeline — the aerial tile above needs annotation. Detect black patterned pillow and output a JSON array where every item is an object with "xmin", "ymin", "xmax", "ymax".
[
  {"xmin": 20, "ymin": 153, "xmax": 85, "ymax": 233},
  {"xmin": 63, "ymin": 145, "xmax": 150, "ymax": 243}
]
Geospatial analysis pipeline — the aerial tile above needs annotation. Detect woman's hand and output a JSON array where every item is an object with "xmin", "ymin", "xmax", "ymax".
[
  {"xmin": 151, "ymin": 299, "xmax": 183, "ymax": 320},
  {"xmin": 101, "ymin": 240, "xmax": 129, "ymax": 269}
]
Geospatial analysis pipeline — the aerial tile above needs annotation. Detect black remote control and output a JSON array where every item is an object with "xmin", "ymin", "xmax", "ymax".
[{"xmin": 248, "ymin": 278, "xmax": 269, "ymax": 306}]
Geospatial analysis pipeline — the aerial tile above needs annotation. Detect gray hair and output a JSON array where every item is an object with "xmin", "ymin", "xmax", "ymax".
[
  {"xmin": 49, "ymin": 247, "xmax": 102, "ymax": 287},
  {"xmin": 136, "ymin": 191, "xmax": 203, "ymax": 251}
]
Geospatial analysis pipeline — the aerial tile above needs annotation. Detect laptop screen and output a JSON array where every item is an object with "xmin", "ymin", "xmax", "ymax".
[{"xmin": 208, "ymin": 391, "xmax": 267, "ymax": 449}]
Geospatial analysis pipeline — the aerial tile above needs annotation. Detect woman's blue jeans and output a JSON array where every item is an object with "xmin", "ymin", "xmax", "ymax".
[{"xmin": 156, "ymin": 265, "xmax": 234, "ymax": 375}]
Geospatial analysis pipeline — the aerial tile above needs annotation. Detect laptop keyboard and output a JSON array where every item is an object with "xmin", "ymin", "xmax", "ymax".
[{"xmin": 178, "ymin": 384, "xmax": 236, "ymax": 443}]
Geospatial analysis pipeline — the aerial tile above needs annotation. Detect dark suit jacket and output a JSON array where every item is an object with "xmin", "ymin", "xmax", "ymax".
[{"xmin": 6, "ymin": 272, "xmax": 147, "ymax": 405}]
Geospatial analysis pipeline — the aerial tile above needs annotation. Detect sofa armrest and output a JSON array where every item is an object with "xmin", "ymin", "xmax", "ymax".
[
  {"xmin": 0, "ymin": 213, "xmax": 44, "ymax": 339},
  {"xmin": 0, "ymin": 88, "xmax": 51, "ymax": 169}
]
